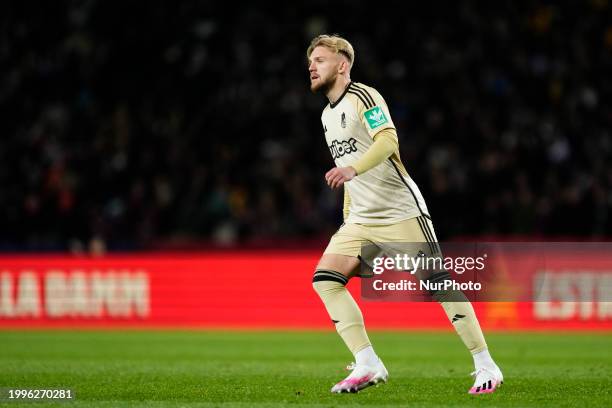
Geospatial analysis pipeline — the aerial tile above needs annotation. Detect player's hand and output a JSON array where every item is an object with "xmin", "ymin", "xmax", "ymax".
[{"xmin": 325, "ymin": 166, "xmax": 357, "ymax": 189}]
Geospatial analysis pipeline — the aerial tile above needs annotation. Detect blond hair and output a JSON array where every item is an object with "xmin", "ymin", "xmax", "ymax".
[{"xmin": 306, "ymin": 34, "xmax": 355, "ymax": 68}]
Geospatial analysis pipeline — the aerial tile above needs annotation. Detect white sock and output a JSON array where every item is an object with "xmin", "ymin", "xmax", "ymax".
[
  {"xmin": 472, "ymin": 348, "xmax": 495, "ymax": 369},
  {"xmin": 355, "ymin": 345, "xmax": 379, "ymax": 367}
]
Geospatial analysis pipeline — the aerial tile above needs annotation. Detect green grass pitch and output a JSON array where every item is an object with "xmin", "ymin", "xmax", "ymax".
[{"xmin": 0, "ymin": 330, "xmax": 610, "ymax": 407}]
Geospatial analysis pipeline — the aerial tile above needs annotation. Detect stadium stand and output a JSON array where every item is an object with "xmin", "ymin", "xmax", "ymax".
[{"xmin": 1, "ymin": 1, "xmax": 611, "ymax": 251}]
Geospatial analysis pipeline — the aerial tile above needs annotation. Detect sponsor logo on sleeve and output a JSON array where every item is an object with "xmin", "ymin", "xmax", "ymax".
[{"xmin": 364, "ymin": 106, "xmax": 388, "ymax": 129}]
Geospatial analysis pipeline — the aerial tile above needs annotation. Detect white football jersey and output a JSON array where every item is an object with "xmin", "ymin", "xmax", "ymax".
[{"xmin": 321, "ymin": 82, "xmax": 430, "ymax": 224}]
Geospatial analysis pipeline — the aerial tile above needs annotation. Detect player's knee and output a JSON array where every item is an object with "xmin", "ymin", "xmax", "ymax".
[
  {"xmin": 423, "ymin": 271, "xmax": 451, "ymax": 296},
  {"xmin": 312, "ymin": 269, "xmax": 349, "ymax": 294},
  {"xmin": 434, "ymin": 289, "xmax": 469, "ymax": 303},
  {"xmin": 424, "ymin": 271, "xmax": 469, "ymax": 303}
]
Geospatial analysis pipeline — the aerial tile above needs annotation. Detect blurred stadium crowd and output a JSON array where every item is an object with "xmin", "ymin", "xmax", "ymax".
[{"xmin": 1, "ymin": 1, "xmax": 611, "ymax": 251}]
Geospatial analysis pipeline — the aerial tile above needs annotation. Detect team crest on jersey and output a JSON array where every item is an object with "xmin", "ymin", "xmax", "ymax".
[
  {"xmin": 341, "ymin": 112, "xmax": 346, "ymax": 128},
  {"xmin": 364, "ymin": 106, "xmax": 388, "ymax": 129}
]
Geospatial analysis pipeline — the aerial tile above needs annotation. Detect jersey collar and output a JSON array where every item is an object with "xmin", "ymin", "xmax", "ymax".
[{"xmin": 329, "ymin": 81, "xmax": 352, "ymax": 109}]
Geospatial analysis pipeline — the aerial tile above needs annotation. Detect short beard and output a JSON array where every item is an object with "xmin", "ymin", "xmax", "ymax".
[{"xmin": 311, "ymin": 74, "xmax": 336, "ymax": 94}]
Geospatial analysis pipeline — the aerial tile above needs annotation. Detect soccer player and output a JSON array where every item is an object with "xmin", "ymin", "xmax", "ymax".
[{"xmin": 307, "ymin": 34, "xmax": 503, "ymax": 394}]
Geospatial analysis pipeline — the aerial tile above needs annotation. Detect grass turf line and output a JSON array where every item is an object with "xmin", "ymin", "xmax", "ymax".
[{"xmin": 0, "ymin": 330, "xmax": 610, "ymax": 407}]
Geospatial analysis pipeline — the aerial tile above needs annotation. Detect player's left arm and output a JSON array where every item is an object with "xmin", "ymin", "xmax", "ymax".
[
  {"xmin": 325, "ymin": 88, "xmax": 398, "ymax": 189},
  {"xmin": 351, "ymin": 128, "xmax": 398, "ymax": 175}
]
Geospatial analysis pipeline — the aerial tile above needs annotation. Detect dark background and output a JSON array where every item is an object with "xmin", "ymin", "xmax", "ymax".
[{"xmin": 1, "ymin": 0, "xmax": 611, "ymax": 252}]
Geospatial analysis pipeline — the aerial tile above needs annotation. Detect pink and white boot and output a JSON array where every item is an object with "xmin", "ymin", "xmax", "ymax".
[
  {"xmin": 468, "ymin": 365, "xmax": 504, "ymax": 394},
  {"xmin": 331, "ymin": 360, "xmax": 389, "ymax": 393}
]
